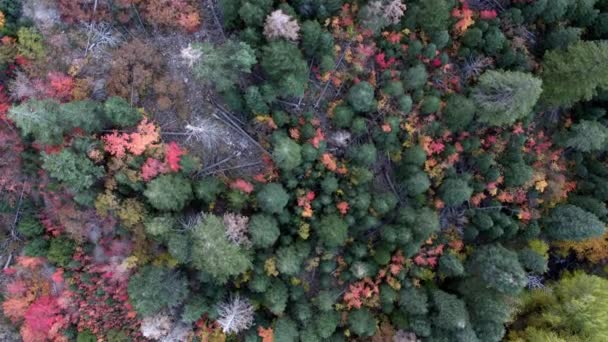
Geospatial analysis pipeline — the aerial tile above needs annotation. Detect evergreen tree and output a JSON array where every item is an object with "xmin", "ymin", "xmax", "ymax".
[
  {"xmin": 192, "ymin": 40, "xmax": 257, "ymax": 92},
  {"xmin": 543, "ymin": 204, "xmax": 605, "ymax": 241},
  {"xmin": 42, "ymin": 150, "xmax": 104, "ymax": 192},
  {"xmin": 260, "ymin": 41, "xmax": 308, "ymax": 97},
  {"xmin": 466, "ymin": 244, "xmax": 527, "ymax": 295},
  {"xmin": 104, "ymin": 96, "xmax": 142, "ymax": 128},
  {"xmin": 347, "ymin": 81, "xmax": 376, "ymax": 113},
  {"xmin": 249, "ymin": 214, "xmax": 280, "ymax": 248},
  {"xmin": 317, "ymin": 214, "xmax": 348, "ymax": 248},
  {"xmin": 472, "ymin": 70, "xmax": 542, "ymax": 126},
  {"xmin": 127, "ymin": 266, "xmax": 189, "ymax": 316},
  {"xmin": 273, "ymin": 136, "xmax": 302, "ymax": 171},
  {"xmin": 190, "ymin": 214, "xmax": 252, "ymax": 282},
  {"xmin": 561, "ymin": 120, "xmax": 608, "ymax": 152},
  {"xmin": 256, "ymin": 183, "xmax": 289, "ymax": 214},
  {"xmin": 439, "ymin": 178, "xmax": 473, "ymax": 206},
  {"xmin": 541, "ymin": 41, "xmax": 608, "ymax": 107},
  {"xmin": 144, "ymin": 174, "xmax": 193, "ymax": 211}
]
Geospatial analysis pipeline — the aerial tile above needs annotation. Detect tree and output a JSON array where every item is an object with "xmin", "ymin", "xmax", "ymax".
[
  {"xmin": 541, "ymin": 41, "xmax": 608, "ymax": 107},
  {"xmin": 104, "ymin": 96, "xmax": 142, "ymax": 128},
  {"xmin": 260, "ymin": 40, "xmax": 308, "ymax": 97},
  {"xmin": 431, "ymin": 290, "xmax": 469, "ymax": 331},
  {"xmin": 561, "ymin": 120, "xmax": 608, "ymax": 152},
  {"xmin": 249, "ymin": 214, "xmax": 280, "ymax": 248},
  {"xmin": 510, "ymin": 271, "xmax": 608, "ymax": 341},
  {"xmin": 16, "ymin": 27, "xmax": 45, "ymax": 60},
  {"xmin": 466, "ymin": 244, "xmax": 527, "ymax": 295},
  {"xmin": 256, "ymin": 183, "xmax": 289, "ymax": 214},
  {"xmin": 347, "ymin": 81, "xmax": 376, "ymax": 113},
  {"xmin": 443, "ymin": 94, "xmax": 475, "ymax": 131},
  {"xmin": 300, "ymin": 20, "xmax": 334, "ymax": 59},
  {"xmin": 317, "ymin": 214, "xmax": 348, "ymax": 248},
  {"xmin": 403, "ymin": 64, "xmax": 428, "ymax": 91},
  {"xmin": 472, "ymin": 70, "xmax": 542, "ymax": 126},
  {"xmin": 42, "ymin": 150, "xmax": 104, "ymax": 192},
  {"xmin": 274, "ymin": 317, "xmax": 299, "ymax": 342},
  {"xmin": 273, "ymin": 136, "xmax": 302, "ymax": 171},
  {"xmin": 348, "ymin": 308, "xmax": 377, "ymax": 337},
  {"xmin": 9, "ymin": 100, "xmax": 64, "ymax": 144},
  {"xmin": 263, "ymin": 10, "xmax": 300, "ymax": 41},
  {"xmin": 190, "ymin": 214, "xmax": 252, "ymax": 282},
  {"xmin": 439, "ymin": 178, "xmax": 473, "ymax": 206},
  {"xmin": 144, "ymin": 174, "xmax": 193, "ymax": 211},
  {"xmin": 216, "ymin": 295, "xmax": 254, "ymax": 334},
  {"xmin": 543, "ymin": 204, "xmax": 606, "ymax": 241},
  {"xmin": 127, "ymin": 266, "xmax": 189, "ymax": 316},
  {"xmin": 191, "ymin": 40, "xmax": 257, "ymax": 92}
]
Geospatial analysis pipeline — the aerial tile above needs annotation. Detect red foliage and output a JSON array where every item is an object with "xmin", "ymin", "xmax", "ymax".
[
  {"xmin": 46, "ymin": 72, "xmax": 74, "ymax": 102},
  {"xmin": 343, "ymin": 278, "xmax": 380, "ymax": 309},
  {"xmin": 141, "ymin": 157, "xmax": 167, "ymax": 181},
  {"xmin": 479, "ymin": 10, "xmax": 498, "ymax": 20},
  {"xmin": 68, "ymin": 248, "xmax": 144, "ymax": 340},
  {"xmin": 22, "ymin": 296, "xmax": 65, "ymax": 342},
  {"xmin": 336, "ymin": 201, "xmax": 349, "ymax": 215},
  {"xmin": 375, "ymin": 53, "xmax": 396, "ymax": 70},
  {"xmin": 165, "ymin": 141, "xmax": 184, "ymax": 172},
  {"xmin": 230, "ymin": 179, "xmax": 254, "ymax": 194},
  {"xmin": 102, "ymin": 119, "xmax": 160, "ymax": 158}
]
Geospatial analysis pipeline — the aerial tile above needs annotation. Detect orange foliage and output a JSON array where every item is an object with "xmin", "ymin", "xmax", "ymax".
[
  {"xmin": 102, "ymin": 119, "xmax": 159, "ymax": 158},
  {"xmin": 321, "ymin": 153, "xmax": 338, "ymax": 171},
  {"xmin": 452, "ymin": 1, "xmax": 475, "ymax": 35},
  {"xmin": 258, "ymin": 327, "xmax": 274, "ymax": 342},
  {"xmin": 556, "ymin": 232, "xmax": 608, "ymax": 263}
]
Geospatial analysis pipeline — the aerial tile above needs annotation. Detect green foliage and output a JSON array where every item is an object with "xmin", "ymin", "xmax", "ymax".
[
  {"xmin": 511, "ymin": 271, "xmax": 608, "ymax": 341},
  {"xmin": 541, "ymin": 41, "xmax": 608, "ymax": 107},
  {"xmin": 104, "ymin": 97, "xmax": 142, "ymax": 128},
  {"xmin": 347, "ymin": 143, "xmax": 377, "ymax": 167},
  {"xmin": 472, "ymin": 70, "xmax": 542, "ymax": 126},
  {"xmin": 276, "ymin": 243, "xmax": 309, "ymax": 275},
  {"xmin": 348, "ymin": 308, "xmax": 377, "ymax": 337},
  {"xmin": 503, "ymin": 161, "xmax": 533, "ymax": 187},
  {"xmin": 193, "ymin": 40, "xmax": 257, "ymax": 92},
  {"xmin": 256, "ymin": 183, "xmax": 289, "ymax": 214},
  {"xmin": 466, "ymin": 244, "xmax": 527, "ymax": 295},
  {"xmin": 273, "ymin": 136, "xmax": 302, "ymax": 171},
  {"xmin": 17, "ymin": 217, "xmax": 44, "ymax": 238},
  {"xmin": 443, "ymin": 94, "xmax": 475, "ymax": 131},
  {"xmin": 417, "ymin": 0, "xmax": 453, "ymax": 33},
  {"xmin": 301, "ymin": 20, "xmax": 334, "ymax": 59},
  {"xmin": 403, "ymin": 64, "xmax": 428, "ymax": 90},
  {"xmin": 562, "ymin": 120, "xmax": 608, "ymax": 152},
  {"xmin": 399, "ymin": 286, "xmax": 428, "ymax": 315},
  {"xmin": 127, "ymin": 265, "xmax": 189, "ymax": 316},
  {"xmin": 249, "ymin": 214, "xmax": 280, "ymax": 248},
  {"xmin": 17, "ymin": 27, "xmax": 45, "ymax": 60},
  {"xmin": 261, "ymin": 41, "xmax": 308, "ymax": 97},
  {"xmin": 421, "ymin": 95, "xmax": 441, "ymax": 115},
  {"xmin": 347, "ymin": 81, "xmax": 376, "ymax": 112},
  {"xmin": 144, "ymin": 174, "xmax": 193, "ymax": 211},
  {"xmin": 274, "ymin": 317, "xmax": 299, "ymax": 342},
  {"xmin": 264, "ymin": 280, "xmax": 288, "ymax": 315},
  {"xmin": 439, "ymin": 178, "xmax": 473, "ymax": 206},
  {"xmin": 403, "ymin": 172, "xmax": 431, "ymax": 196},
  {"xmin": 47, "ymin": 237, "xmax": 75, "ymax": 267},
  {"xmin": 431, "ymin": 290, "xmax": 469, "ymax": 331},
  {"xmin": 439, "ymin": 253, "xmax": 465, "ymax": 277},
  {"xmin": 42, "ymin": 150, "xmax": 104, "ymax": 193},
  {"xmin": 190, "ymin": 214, "xmax": 252, "ymax": 282},
  {"xmin": 543, "ymin": 204, "xmax": 606, "ymax": 241},
  {"xmin": 315, "ymin": 311, "xmax": 340, "ymax": 338},
  {"xmin": 77, "ymin": 330, "xmax": 96, "ymax": 342},
  {"xmin": 332, "ymin": 105, "xmax": 354, "ymax": 128},
  {"xmin": 194, "ymin": 177, "xmax": 226, "ymax": 204},
  {"xmin": 543, "ymin": 27, "xmax": 582, "ymax": 51},
  {"xmin": 317, "ymin": 214, "xmax": 348, "ymax": 248}
]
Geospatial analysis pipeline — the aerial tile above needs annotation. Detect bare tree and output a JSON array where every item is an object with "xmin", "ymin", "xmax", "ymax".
[
  {"xmin": 216, "ymin": 295, "xmax": 255, "ymax": 334},
  {"xmin": 263, "ymin": 10, "xmax": 300, "ymax": 41},
  {"xmin": 82, "ymin": 22, "xmax": 121, "ymax": 58}
]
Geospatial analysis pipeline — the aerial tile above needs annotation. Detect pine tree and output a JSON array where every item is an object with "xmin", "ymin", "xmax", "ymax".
[
  {"xmin": 541, "ymin": 41, "xmax": 608, "ymax": 107},
  {"xmin": 190, "ymin": 214, "xmax": 252, "ymax": 282},
  {"xmin": 472, "ymin": 70, "xmax": 542, "ymax": 126},
  {"xmin": 127, "ymin": 266, "xmax": 189, "ymax": 316},
  {"xmin": 144, "ymin": 174, "xmax": 193, "ymax": 211},
  {"xmin": 42, "ymin": 150, "xmax": 104, "ymax": 192},
  {"xmin": 260, "ymin": 40, "xmax": 308, "ymax": 97},
  {"xmin": 543, "ymin": 204, "xmax": 606, "ymax": 241},
  {"xmin": 466, "ymin": 244, "xmax": 527, "ymax": 295}
]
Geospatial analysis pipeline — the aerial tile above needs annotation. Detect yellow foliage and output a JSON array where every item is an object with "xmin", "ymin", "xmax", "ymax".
[
  {"xmin": 298, "ymin": 223, "xmax": 310, "ymax": 239},
  {"xmin": 0, "ymin": 12, "xmax": 5, "ymax": 30},
  {"xmin": 555, "ymin": 232, "xmax": 608, "ymax": 263},
  {"xmin": 118, "ymin": 198, "xmax": 146, "ymax": 228},
  {"xmin": 264, "ymin": 257, "xmax": 279, "ymax": 277},
  {"xmin": 95, "ymin": 191, "xmax": 120, "ymax": 217}
]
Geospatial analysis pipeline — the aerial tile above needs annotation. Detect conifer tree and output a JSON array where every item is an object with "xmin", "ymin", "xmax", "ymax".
[{"xmin": 541, "ymin": 41, "xmax": 608, "ymax": 107}]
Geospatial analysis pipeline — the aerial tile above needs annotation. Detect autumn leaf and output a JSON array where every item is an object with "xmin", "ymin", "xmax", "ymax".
[
  {"xmin": 230, "ymin": 179, "xmax": 254, "ymax": 194},
  {"xmin": 452, "ymin": 3, "xmax": 475, "ymax": 35},
  {"xmin": 321, "ymin": 153, "xmax": 338, "ymax": 171},
  {"xmin": 336, "ymin": 201, "xmax": 349, "ymax": 215},
  {"xmin": 258, "ymin": 327, "xmax": 274, "ymax": 342},
  {"xmin": 165, "ymin": 142, "xmax": 184, "ymax": 172},
  {"xmin": 535, "ymin": 179, "xmax": 548, "ymax": 193}
]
